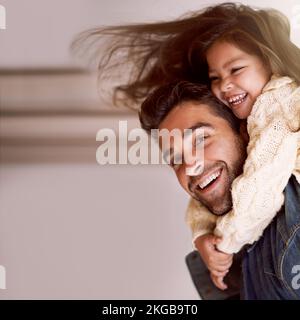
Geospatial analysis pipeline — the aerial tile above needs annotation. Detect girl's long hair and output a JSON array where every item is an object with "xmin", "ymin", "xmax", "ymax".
[{"xmin": 72, "ymin": 2, "xmax": 300, "ymax": 108}]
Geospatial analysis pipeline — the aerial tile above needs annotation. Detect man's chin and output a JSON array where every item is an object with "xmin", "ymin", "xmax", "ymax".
[
  {"xmin": 192, "ymin": 196, "xmax": 232, "ymax": 216},
  {"xmin": 209, "ymin": 205, "xmax": 231, "ymax": 216},
  {"xmin": 189, "ymin": 163, "xmax": 236, "ymax": 216}
]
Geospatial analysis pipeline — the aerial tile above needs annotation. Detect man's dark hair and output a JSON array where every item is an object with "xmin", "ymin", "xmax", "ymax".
[{"xmin": 139, "ymin": 81, "xmax": 240, "ymax": 133}]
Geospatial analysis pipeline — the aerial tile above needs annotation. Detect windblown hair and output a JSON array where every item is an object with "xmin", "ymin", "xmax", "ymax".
[
  {"xmin": 139, "ymin": 81, "xmax": 240, "ymax": 134},
  {"xmin": 72, "ymin": 2, "xmax": 300, "ymax": 108}
]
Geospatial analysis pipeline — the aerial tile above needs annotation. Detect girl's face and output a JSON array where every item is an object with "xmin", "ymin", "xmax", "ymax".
[{"xmin": 206, "ymin": 40, "xmax": 271, "ymax": 119}]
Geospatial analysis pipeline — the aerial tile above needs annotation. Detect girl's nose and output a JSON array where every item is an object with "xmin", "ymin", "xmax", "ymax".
[{"xmin": 220, "ymin": 77, "xmax": 233, "ymax": 93}]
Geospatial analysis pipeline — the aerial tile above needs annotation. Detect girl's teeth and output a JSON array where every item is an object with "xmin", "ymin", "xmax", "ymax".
[{"xmin": 228, "ymin": 93, "xmax": 247, "ymax": 104}]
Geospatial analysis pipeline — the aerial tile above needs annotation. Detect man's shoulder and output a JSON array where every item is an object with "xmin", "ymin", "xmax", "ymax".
[{"xmin": 286, "ymin": 174, "xmax": 300, "ymax": 195}]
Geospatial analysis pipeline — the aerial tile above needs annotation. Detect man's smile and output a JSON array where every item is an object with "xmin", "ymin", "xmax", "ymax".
[
  {"xmin": 198, "ymin": 169, "xmax": 221, "ymax": 189},
  {"xmin": 190, "ymin": 166, "xmax": 224, "ymax": 196}
]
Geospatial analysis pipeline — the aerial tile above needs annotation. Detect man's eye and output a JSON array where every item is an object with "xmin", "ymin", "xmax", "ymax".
[{"xmin": 194, "ymin": 135, "xmax": 207, "ymax": 146}]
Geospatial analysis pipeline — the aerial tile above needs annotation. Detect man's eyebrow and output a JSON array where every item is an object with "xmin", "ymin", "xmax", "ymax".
[
  {"xmin": 187, "ymin": 122, "xmax": 213, "ymax": 133},
  {"xmin": 209, "ymin": 56, "xmax": 245, "ymax": 73}
]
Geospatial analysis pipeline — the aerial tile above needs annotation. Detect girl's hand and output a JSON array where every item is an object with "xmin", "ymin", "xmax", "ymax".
[
  {"xmin": 194, "ymin": 234, "xmax": 233, "ymax": 282},
  {"xmin": 210, "ymin": 273, "xmax": 228, "ymax": 290}
]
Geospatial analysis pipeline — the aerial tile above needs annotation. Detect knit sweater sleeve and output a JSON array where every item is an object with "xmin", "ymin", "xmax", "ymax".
[
  {"xmin": 215, "ymin": 78, "xmax": 300, "ymax": 254},
  {"xmin": 185, "ymin": 198, "xmax": 217, "ymax": 247}
]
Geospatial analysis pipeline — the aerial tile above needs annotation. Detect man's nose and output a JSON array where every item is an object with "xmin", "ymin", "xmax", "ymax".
[{"xmin": 185, "ymin": 158, "xmax": 204, "ymax": 176}]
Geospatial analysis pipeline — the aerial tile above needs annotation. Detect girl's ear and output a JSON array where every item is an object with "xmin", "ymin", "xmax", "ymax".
[{"xmin": 239, "ymin": 120, "xmax": 249, "ymax": 145}]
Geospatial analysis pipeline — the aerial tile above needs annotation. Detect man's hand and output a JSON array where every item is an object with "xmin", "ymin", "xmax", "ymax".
[{"xmin": 194, "ymin": 234, "xmax": 233, "ymax": 290}]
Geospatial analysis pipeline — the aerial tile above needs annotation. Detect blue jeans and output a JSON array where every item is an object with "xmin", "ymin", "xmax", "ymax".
[{"xmin": 242, "ymin": 174, "xmax": 300, "ymax": 299}]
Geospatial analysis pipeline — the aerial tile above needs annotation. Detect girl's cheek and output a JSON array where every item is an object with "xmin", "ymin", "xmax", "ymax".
[
  {"xmin": 211, "ymin": 84, "xmax": 231, "ymax": 108},
  {"xmin": 211, "ymin": 84, "xmax": 221, "ymax": 100},
  {"xmin": 211, "ymin": 85, "xmax": 228, "ymax": 105}
]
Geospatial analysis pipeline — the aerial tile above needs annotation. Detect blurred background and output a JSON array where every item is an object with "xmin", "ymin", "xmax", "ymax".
[{"xmin": 0, "ymin": 0, "xmax": 299, "ymax": 299}]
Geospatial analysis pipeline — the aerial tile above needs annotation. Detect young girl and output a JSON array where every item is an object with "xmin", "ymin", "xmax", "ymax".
[
  {"xmin": 74, "ymin": 3, "xmax": 300, "ymax": 290},
  {"xmin": 186, "ymin": 32, "xmax": 300, "ymax": 288}
]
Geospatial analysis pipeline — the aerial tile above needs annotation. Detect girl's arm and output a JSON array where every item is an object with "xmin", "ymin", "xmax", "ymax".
[
  {"xmin": 186, "ymin": 200, "xmax": 233, "ymax": 291},
  {"xmin": 215, "ymin": 81, "xmax": 300, "ymax": 254},
  {"xmin": 185, "ymin": 198, "xmax": 217, "ymax": 247}
]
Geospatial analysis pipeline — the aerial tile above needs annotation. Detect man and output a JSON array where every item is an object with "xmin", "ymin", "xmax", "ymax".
[{"xmin": 139, "ymin": 81, "xmax": 300, "ymax": 299}]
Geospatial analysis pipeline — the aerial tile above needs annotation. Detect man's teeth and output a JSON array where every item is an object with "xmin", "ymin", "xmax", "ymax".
[
  {"xmin": 228, "ymin": 93, "xmax": 247, "ymax": 105},
  {"xmin": 199, "ymin": 171, "xmax": 221, "ymax": 189}
]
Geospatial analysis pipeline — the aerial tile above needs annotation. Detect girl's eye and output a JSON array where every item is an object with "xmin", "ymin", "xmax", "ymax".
[
  {"xmin": 231, "ymin": 67, "xmax": 245, "ymax": 74},
  {"xmin": 209, "ymin": 76, "xmax": 219, "ymax": 82}
]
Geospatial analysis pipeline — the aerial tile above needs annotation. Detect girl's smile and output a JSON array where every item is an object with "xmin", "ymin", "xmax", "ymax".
[{"xmin": 206, "ymin": 40, "xmax": 272, "ymax": 119}]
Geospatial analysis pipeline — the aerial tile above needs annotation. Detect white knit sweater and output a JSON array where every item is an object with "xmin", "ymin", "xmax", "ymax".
[{"xmin": 186, "ymin": 76, "xmax": 300, "ymax": 254}]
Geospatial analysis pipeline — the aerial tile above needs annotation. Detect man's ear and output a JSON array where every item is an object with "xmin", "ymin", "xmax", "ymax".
[{"xmin": 239, "ymin": 120, "xmax": 249, "ymax": 145}]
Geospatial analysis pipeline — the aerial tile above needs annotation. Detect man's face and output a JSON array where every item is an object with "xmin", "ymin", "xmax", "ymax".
[{"xmin": 158, "ymin": 101, "xmax": 247, "ymax": 215}]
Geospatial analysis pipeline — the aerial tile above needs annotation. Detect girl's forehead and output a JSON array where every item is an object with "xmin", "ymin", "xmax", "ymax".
[
  {"xmin": 206, "ymin": 41, "xmax": 249, "ymax": 67},
  {"xmin": 207, "ymin": 39, "xmax": 244, "ymax": 55},
  {"xmin": 207, "ymin": 37, "xmax": 266, "ymax": 63}
]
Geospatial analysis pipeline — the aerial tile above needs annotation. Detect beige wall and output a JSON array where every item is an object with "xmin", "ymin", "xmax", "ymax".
[
  {"xmin": 0, "ymin": 0, "xmax": 299, "ymax": 299},
  {"xmin": 0, "ymin": 0, "xmax": 299, "ymax": 68},
  {"xmin": 0, "ymin": 162, "xmax": 196, "ymax": 299},
  {"xmin": 0, "ymin": 70, "xmax": 199, "ymax": 299}
]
